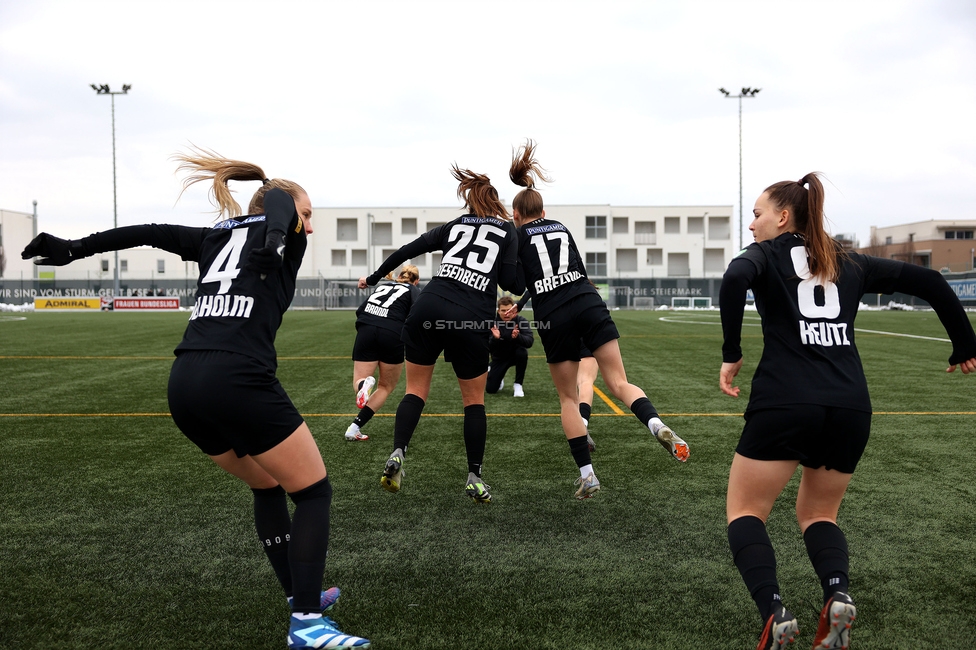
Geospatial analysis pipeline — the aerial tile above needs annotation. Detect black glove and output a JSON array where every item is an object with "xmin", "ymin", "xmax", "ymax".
[
  {"xmin": 246, "ymin": 230, "xmax": 286, "ymax": 275},
  {"xmin": 21, "ymin": 233, "xmax": 87, "ymax": 266}
]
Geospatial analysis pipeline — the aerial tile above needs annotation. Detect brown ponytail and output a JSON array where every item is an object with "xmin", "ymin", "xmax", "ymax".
[
  {"xmin": 509, "ymin": 138, "xmax": 551, "ymax": 220},
  {"xmin": 397, "ymin": 264, "xmax": 420, "ymax": 283},
  {"xmin": 451, "ymin": 165, "xmax": 509, "ymax": 221},
  {"xmin": 764, "ymin": 172, "xmax": 841, "ymax": 282},
  {"xmin": 173, "ymin": 145, "xmax": 306, "ymax": 220}
]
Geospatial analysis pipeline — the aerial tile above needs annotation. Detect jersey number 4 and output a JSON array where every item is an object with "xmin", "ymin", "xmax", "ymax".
[
  {"xmin": 442, "ymin": 224, "xmax": 507, "ymax": 273},
  {"xmin": 200, "ymin": 228, "xmax": 247, "ymax": 294},
  {"xmin": 791, "ymin": 246, "xmax": 840, "ymax": 319}
]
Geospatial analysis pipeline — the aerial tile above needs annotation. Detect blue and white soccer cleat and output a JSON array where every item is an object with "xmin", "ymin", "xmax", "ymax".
[
  {"xmin": 288, "ymin": 587, "xmax": 341, "ymax": 613},
  {"xmin": 287, "ymin": 614, "xmax": 370, "ymax": 648}
]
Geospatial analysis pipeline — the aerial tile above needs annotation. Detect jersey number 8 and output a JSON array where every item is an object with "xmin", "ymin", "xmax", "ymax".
[{"xmin": 791, "ymin": 246, "xmax": 840, "ymax": 319}]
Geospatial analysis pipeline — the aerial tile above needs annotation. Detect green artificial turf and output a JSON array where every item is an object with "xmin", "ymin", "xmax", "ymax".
[{"xmin": 0, "ymin": 309, "xmax": 973, "ymax": 649}]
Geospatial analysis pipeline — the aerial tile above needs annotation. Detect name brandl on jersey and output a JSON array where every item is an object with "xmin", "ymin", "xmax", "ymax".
[{"xmin": 525, "ymin": 222, "xmax": 583, "ymax": 294}]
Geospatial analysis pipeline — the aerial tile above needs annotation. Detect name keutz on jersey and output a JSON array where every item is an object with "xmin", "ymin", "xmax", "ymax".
[
  {"xmin": 435, "ymin": 216, "xmax": 506, "ymax": 292},
  {"xmin": 790, "ymin": 246, "xmax": 850, "ymax": 348},
  {"xmin": 189, "ymin": 216, "xmax": 265, "ymax": 321},
  {"xmin": 525, "ymin": 222, "xmax": 582, "ymax": 293}
]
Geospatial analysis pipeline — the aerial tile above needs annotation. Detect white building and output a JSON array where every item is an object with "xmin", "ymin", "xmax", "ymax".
[
  {"xmin": 5, "ymin": 203, "xmax": 735, "ymax": 281},
  {"xmin": 0, "ymin": 207, "xmax": 37, "ymax": 280},
  {"xmin": 302, "ymin": 204, "xmax": 734, "ymax": 281}
]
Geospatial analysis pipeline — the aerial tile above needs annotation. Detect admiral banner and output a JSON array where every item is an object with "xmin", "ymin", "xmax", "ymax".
[
  {"xmin": 34, "ymin": 297, "xmax": 101, "ymax": 311},
  {"xmin": 111, "ymin": 297, "xmax": 181, "ymax": 311}
]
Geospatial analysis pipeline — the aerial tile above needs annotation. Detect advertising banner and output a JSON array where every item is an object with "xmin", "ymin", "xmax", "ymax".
[
  {"xmin": 34, "ymin": 297, "xmax": 101, "ymax": 310},
  {"xmin": 110, "ymin": 297, "xmax": 181, "ymax": 311}
]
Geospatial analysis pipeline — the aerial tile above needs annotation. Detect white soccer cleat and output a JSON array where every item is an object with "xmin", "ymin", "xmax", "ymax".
[
  {"xmin": 356, "ymin": 376, "xmax": 376, "ymax": 409},
  {"xmin": 344, "ymin": 423, "xmax": 369, "ymax": 441},
  {"xmin": 513, "ymin": 383, "xmax": 524, "ymax": 397}
]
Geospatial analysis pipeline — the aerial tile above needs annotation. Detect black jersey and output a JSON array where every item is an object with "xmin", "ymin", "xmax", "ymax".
[
  {"xmin": 73, "ymin": 189, "xmax": 306, "ymax": 371},
  {"xmin": 721, "ymin": 232, "xmax": 976, "ymax": 412},
  {"xmin": 368, "ymin": 214, "xmax": 519, "ymax": 317},
  {"xmin": 515, "ymin": 218, "xmax": 595, "ymax": 320},
  {"xmin": 355, "ymin": 280, "xmax": 419, "ymax": 333},
  {"xmin": 489, "ymin": 313, "xmax": 534, "ymax": 358}
]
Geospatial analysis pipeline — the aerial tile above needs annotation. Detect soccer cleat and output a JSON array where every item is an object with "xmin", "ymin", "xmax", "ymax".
[
  {"xmin": 586, "ymin": 432, "xmax": 596, "ymax": 453},
  {"xmin": 356, "ymin": 376, "xmax": 376, "ymax": 409},
  {"xmin": 574, "ymin": 472, "xmax": 601, "ymax": 500},
  {"xmin": 498, "ymin": 379, "xmax": 505, "ymax": 392},
  {"xmin": 380, "ymin": 448, "xmax": 404, "ymax": 493},
  {"xmin": 755, "ymin": 606, "xmax": 799, "ymax": 650},
  {"xmin": 287, "ymin": 614, "xmax": 370, "ymax": 648},
  {"xmin": 287, "ymin": 587, "xmax": 341, "ymax": 613},
  {"xmin": 652, "ymin": 424, "xmax": 689, "ymax": 462},
  {"xmin": 812, "ymin": 592, "xmax": 856, "ymax": 649},
  {"xmin": 513, "ymin": 383, "xmax": 524, "ymax": 397},
  {"xmin": 344, "ymin": 424, "xmax": 369, "ymax": 442},
  {"xmin": 464, "ymin": 472, "xmax": 492, "ymax": 503}
]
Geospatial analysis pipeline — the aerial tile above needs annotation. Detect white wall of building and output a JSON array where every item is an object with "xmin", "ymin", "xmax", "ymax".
[
  {"xmin": 870, "ymin": 219, "xmax": 976, "ymax": 246},
  {"xmin": 0, "ymin": 208, "xmax": 37, "ymax": 280}
]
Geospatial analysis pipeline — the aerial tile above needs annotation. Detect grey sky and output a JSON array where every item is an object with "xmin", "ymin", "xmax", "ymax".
[{"xmin": 1, "ymin": 0, "xmax": 974, "ymax": 251}]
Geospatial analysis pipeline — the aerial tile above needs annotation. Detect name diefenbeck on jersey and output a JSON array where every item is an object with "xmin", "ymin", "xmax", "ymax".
[
  {"xmin": 364, "ymin": 303, "xmax": 390, "ymax": 318},
  {"xmin": 437, "ymin": 263, "xmax": 490, "ymax": 291},
  {"xmin": 189, "ymin": 294, "xmax": 255, "ymax": 320},
  {"xmin": 799, "ymin": 320, "xmax": 851, "ymax": 347},
  {"xmin": 535, "ymin": 270, "xmax": 583, "ymax": 294}
]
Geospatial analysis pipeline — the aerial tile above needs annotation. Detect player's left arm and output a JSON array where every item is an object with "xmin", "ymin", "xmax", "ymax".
[
  {"xmin": 22, "ymin": 225, "xmax": 209, "ymax": 265},
  {"xmin": 718, "ymin": 257, "xmax": 758, "ymax": 396}
]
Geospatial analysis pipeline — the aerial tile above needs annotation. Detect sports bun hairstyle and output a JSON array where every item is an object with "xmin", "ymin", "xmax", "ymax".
[
  {"xmin": 172, "ymin": 145, "xmax": 306, "ymax": 220},
  {"xmin": 763, "ymin": 172, "xmax": 842, "ymax": 283},
  {"xmin": 451, "ymin": 165, "xmax": 509, "ymax": 221},
  {"xmin": 397, "ymin": 265, "xmax": 420, "ymax": 283},
  {"xmin": 509, "ymin": 138, "xmax": 551, "ymax": 220}
]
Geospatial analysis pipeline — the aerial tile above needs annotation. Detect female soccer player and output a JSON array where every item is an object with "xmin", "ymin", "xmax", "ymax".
[
  {"xmin": 345, "ymin": 265, "xmax": 421, "ymax": 441},
  {"xmin": 509, "ymin": 139, "xmax": 688, "ymax": 500},
  {"xmin": 358, "ymin": 165, "xmax": 520, "ymax": 503},
  {"xmin": 720, "ymin": 172, "xmax": 976, "ymax": 650},
  {"xmin": 21, "ymin": 148, "xmax": 369, "ymax": 650}
]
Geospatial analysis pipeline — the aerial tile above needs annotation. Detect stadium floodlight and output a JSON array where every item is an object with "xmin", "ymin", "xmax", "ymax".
[
  {"xmin": 718, "ymin": 86, "xmax": 760, "ymax": 251},
  {"xmin": 91, "ymin": 83, "xmax": 131, "ymax": 298}
]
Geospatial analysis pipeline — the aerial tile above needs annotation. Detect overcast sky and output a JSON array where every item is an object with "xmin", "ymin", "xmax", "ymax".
[{"xmin": 1, "ymin": 0, "xmax": 974, "ymax": 251}]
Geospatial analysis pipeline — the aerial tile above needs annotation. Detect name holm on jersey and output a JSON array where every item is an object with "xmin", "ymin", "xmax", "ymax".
[
  {"xmin": 189, "ymin": 294, "xmax": 255, "ymax": 320},
  {"xmin": 437, "ymin": 264, "xmax": 490, "ymax": 291},
  {"xmin": 799, "ymin": 320, "xmax": 851, "ymax": 347}
]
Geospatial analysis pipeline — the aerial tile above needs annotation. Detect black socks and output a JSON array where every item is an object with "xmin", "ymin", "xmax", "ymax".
[
  {"xmin": 353, "ymin": 405, "xmax": 375, "ymax": 428},
  {"xmin": 392, "ymin": 393, "xmax": 426, "ymax": 453},
  {"xmin": 728, "ymin": 515, "xmax": 781, "ymax": 621},
  {"xmin": 463, "ymin": 404, "xmax": 487, "ymax": 477},
  {"xmin": 288, "ymin": 477, "xmax": 333, "ymax": 614},
  {"xmin": 252, "ymin": 485, "xmax": 292, "ymax": 597},
  {"xmin": 629, "ymin": 396, "xmax": 659, "ymax": 428},
  {"xmin": 804, "ymin": 521, "xmax": 850, "ymax": 604},
  {"xmin": 579, "ymin": 402, "xmax": 592, "ymax": 424},
  {"xmin": 568, "ymin": 434, "xmax": 592, "ymax": 469}
]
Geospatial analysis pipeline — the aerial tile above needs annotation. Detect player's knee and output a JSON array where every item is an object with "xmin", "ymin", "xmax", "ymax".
[{"xmin": 288, "ymin": 476, "xmax": 332, "ymax": 504}]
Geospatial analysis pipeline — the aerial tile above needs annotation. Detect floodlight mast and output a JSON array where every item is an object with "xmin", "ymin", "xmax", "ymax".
[
  {"xmin": 90, "ymin": 83, "xmax": 131, "ymax": 298},
  {"xmin": 718, "ymin": 87, "xmax": 760, "ymax": 251}
]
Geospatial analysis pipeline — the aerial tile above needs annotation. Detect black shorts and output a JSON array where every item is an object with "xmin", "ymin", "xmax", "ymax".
[
  {"xmin": 401, "ymin": 293, "xmax": 489, "ymax": 380},
  {"xmin": 353, "ymin": 324, "xmax": 405, "ymax": 365},
  {"xmin": 536, "ymin": 293, "xmax": 619, "ymax": 363},
  {"xmin": 736, "ymin": 405, "xmax": 872, "ymax": 474},
  {"xmin": 168, "ymin": 350, "xmax": 304, "ymax": 458},
  {"xmin": 579, "ymin": 340, "xmax": 594, "ymax": 359}
]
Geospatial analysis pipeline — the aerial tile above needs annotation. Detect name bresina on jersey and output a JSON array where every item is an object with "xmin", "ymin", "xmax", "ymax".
[
  {"xmin": 364, "ymin": 303, "xmax": 390, "ymax": 318},
  {"xmin": 437, "ymin": 264, "xmax": 490, "ymax": 291},
  {"xmin": 535, "ymin": 270, "xmax": 583, "ymax": 294},
  {"xmin": 189, "ymin": 294, "xmax": 255, "ymax": 320},
  {"xmin": 798, "ymin": 320, "xmax": 851, "ymax": 347}
]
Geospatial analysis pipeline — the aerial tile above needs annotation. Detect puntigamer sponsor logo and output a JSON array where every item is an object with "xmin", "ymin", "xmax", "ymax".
[{"xmin": 34, "ymin": 298, "xmax": 101, "ymax": 310}]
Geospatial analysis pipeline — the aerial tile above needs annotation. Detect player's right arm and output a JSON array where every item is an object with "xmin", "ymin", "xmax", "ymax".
[{"xmin": 21, "ymin": 225, "xmax": 210, "ymax": 265}]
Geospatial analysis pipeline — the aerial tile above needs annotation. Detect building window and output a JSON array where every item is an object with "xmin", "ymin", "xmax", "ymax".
[
  {"xmin": 585, "ymin": 216, "xmax": 607, "ymax": 239},
  {"xmin": 687, "ymin": 217, "xmax": 704, "ymax": 235},
  {"xmin": 635, "ymin": 221, "xmax": 656, "ymax": 245},
  {"xmin": 371, "ymin": 222, "xmax": 392, "ymax": 246},
  {"xmin": 427, "ymin": 221, "xmax": 445, "ymax": 232},
  {"xmin": 120, "ymin": 259, "xmax": 128, "ymax": 272},
  {"xmin": 101, "ymin": 259, "xmax": 109, "ymax": 272},
  {"xmin": 381, "ymin": 249, "xmax": 398, "ymax": 263},
  {"xmin": 885, "ymin": 236, "xmax": 892, "ymax": 245},
  {"xmin": 709, "ymin": 216, "xmax": 731, "ymax": 240},
  {"xmin": 585, "ymin": 252, "xmax": 607, "ymax": 276},
  {"xmin": 402, "ymin": 218, "xmax": 417, "ymax": 235},
  {"xmin": 704, "ymin": 249, "xmax": 725, "ymax": 273},
  {"xmin": 667, "ymin": 252, "xmax": 689, "ymax": 276},
  {"xmin": 431, "ymin": 252, "xmax": 443, "ymax": 271},
  {"xmin": 612, "ymin": 217, "xmax": 628, "ymax": 235},
  {"xmin": 337, "ymin": 219, "xmax": 358, "ymax": 241},
  {"xmin": 157, "ymin": 259, "xmax": 165, "ymax": 274},
  {"xmin": 616, "ymin": 249, "xmax": 637, "ymax": 272},
  {"xmin": 331, "ymin": 250, "xmax": 347, "ymax": 266},
  {"xmin": 409, "ymin": 254, "xmax": 427, "ymax": 267},
  {"xmin": 351, "ymin": 250, "xmax": 367, "ymax": 266},
  {"xmin": 945, "ymin": 230, "xmax": 974, "ymax": 240},
  {"xmin": 664, "ymin": 217, "xmax": 681, "ymax": 234},
  {"xmin": 647, "ymin": 248, "xmax": 663, "ymax": 265}
]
